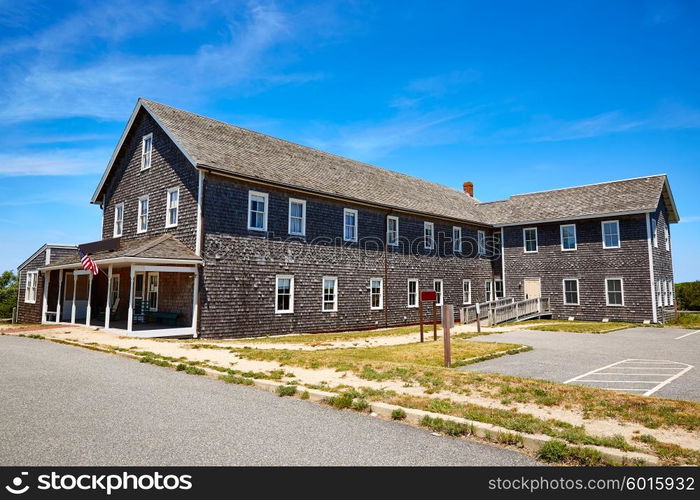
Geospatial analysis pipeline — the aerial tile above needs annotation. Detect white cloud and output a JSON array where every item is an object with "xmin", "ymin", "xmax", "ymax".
[
  {"xmin": 305, "ymin": 110, "xmax": 469, "ymax": 160},
  {"xmin": 0, "ymin": 1, "xmax": 329, "ymax": 123},
  {"xmin": 495, "ymin": 101, "xmax": 700, "ymax": 144},
  {"xmin": 0, "ymin": 148, "xmax": 111, "ymax": 176},
  {"xmin": 390, "ymin": 69, "xmax": 480, "ymax": 108}
]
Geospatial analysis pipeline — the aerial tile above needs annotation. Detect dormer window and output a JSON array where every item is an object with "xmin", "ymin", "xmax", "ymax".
[{"xmin": 141, "ymin": 133, "xmax": 153, "ymax": 171}]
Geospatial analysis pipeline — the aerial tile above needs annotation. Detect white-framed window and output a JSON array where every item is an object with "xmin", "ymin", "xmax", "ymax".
[
  {"xmin": 656, "ymin": 280, "xmax": 663, "ymax": 307},
  {"xmin": 664, "ymin": 226, "xmax": 670, "ymax": 251},
  {"xmin": 288, "ymin": 198, "xmax": 306, "ymax": 236},
  {"xmin": 248, "ymin": 191, "xmax": 268, "ymax": 231},
  {"xmin": 668, "ymin": 280, "xmax": 675, "ymax": 306},
  {"xmin": 563, "ymin": 279, "xmax": 580, "ymax": 305},
  {"xmin": 113, "ymin": 203, "xmax": 124, "ymax": 237},
  {"xmin": 140, "ymin": 133, "xmax": 153, "ymax": 171},
  {"xmin": 485, "ymin": 280, "xmax": 493, "ymax": 302},
  {"xmin": 605, "ymin": 278, "xmax": 624, "ymax": 306},
  {"xmin": 424, "ymin": 222, "xmax": 434, "ymax": 250},
  {"xmin": 166, "ymin": 187, "xmax": 179, "ymax": 228},
  {"xmin": 24, "ymin": 271, "xmax": 38, "ymax": 304},
  {"xmin": 477, "ymin": 230, "xmax": 486, "ymax": 255},
  {"xmin": 602, "ymin": 220, "xmax": 620, "ymax": 249},
  {"xmin": 322, "ymin": 276, "xmax": 338, "ymax": 312},
  {"xmin": 462, "ymin": 279, "xmax": 472, "ymax": 304},
  {"xmin": 344, "ymin": 208, "xmax": 358, "ymax": 242},
  {"xmin": 275, "ymin": 275, "xmax": 294, "ymax": 314},
  {"xmin": 137, "ymin": 195, "xmax": 149, "ymax": 233},
  {"xmin": 453, "ymin": 226, "xmax": 462, "ymax": 253},
  {"xmin": 494, "ymin": 279, "xmax": 504, "ymax": 299},
  {"xmin": 560, "ymin": 224, "xmax": 577, "ymax": 251},
  {"xmin": 523, "ymin": 227, "xmax": 538, "ymax": 253},
  {"xmin": 147, "ymin": 272, "xmax": 159, "ymax": 311},
  {"xmin": 433, "ymin": 279, "xmax": 443, "ymax": 306},
  {"xmin": 407, "ymin": 279, "xmax": 419, "ymax": 308},
  {"xmin": 387, "ymin": 216, "xmax": 399, "ymax": 246},
  {"xmin": 110, "ymin": 275, "xmax": 120, "ymax": 308},
  {"xmin": 370, "ymin": 278, "xmax": 383, "ymax": 310},
  {"xmin": 651, "ymin": 218, "xmax": 658, "ymax": 247}
]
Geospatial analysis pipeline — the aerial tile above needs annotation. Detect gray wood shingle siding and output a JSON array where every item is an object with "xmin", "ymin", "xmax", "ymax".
[
  {"xmin": 199, "ymin": 174, "xmax": 498, "ymax": 337},
  {"xmin": 503, "ymin": 213, "xmax": 657, "ymax": 322},
  {"xmin": 651, "ymin": 198, "xmax": 676, "ymax": 323},
  {"xmin": 17, "ymin": 247, "xmax": 77, "ymax": 324},
  {"xmin": 100, "ymin": 110, "xmax": 199, "ymax": 251}
]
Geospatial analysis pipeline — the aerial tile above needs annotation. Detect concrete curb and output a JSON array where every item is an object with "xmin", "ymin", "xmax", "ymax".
[
  {"xmin": 368, "ymin": 401, "xmax": 658, "ymax": 465},
  {"xmin": 47, "ymin": 336, "xmax": 659, "ymax": 466}
]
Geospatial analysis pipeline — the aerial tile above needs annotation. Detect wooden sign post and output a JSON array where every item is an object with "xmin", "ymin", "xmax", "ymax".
[
  {"xmin": 419, "ymin": 290, "xmax": 437, "ymax": 343},
  {"xmin": 418, "ymin": 300, "xmax": 424, "ymax": 343},
  {"xmin": 442, "ymin": 304, "xmax": 454, "ymax": 367}
]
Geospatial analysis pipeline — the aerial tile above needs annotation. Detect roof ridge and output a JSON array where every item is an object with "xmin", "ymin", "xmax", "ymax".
[
  {"xmin": 140, "ymin": 98, "xmax": 474, "ymax": 200},
  {"xmin": 508, "ymin": 174, "xmax": 667, "ymax": 199}
]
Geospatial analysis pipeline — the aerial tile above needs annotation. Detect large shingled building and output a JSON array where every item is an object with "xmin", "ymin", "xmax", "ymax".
[{"xmin": 16, "ymin": 99, "xmax": 679, "ymax": 337}]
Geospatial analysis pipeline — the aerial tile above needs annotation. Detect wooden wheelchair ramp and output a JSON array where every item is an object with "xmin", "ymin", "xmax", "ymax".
[{"xmin": 460, "ymin": 297, "xmax": 551, "ymax": 326}]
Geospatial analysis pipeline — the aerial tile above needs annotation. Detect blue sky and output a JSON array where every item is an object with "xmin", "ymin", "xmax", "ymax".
[{"xmin": 1, "ymin": 0, "xmax": 698, "ymax": 280}]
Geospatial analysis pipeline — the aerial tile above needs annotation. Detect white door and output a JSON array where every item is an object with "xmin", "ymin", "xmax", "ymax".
[{"xmin": 524, "ymin": 279, "xmax": 541, "ymax": 300}]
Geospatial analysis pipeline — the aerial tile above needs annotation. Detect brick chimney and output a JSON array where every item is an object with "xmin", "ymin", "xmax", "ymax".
[{"xmin": 463, "ymin": 181, "xmax": 474, "ymax": 197}]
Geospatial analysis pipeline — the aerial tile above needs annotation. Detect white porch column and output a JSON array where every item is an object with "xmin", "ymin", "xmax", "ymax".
[
  {"xmin": 41, "ymin": 271, "xmax": 50, "ymax": 324},
  {"xmin": 127, "ymin": 265, "xmax": 135, "ymax": 333},
  {"xmin": 86, "ymin": 273, "xmax": 93, "ymax": 327},
  {"xmin": 56, "ymin": 269, "xmax": 64, "ymax": 323},
  {"xmin": 191, "ymin": 266, "xmax": 199, "ymax": 338},
  {"xmin": 105, "ymin": 265, "xmax": 113, "ymax": 329},
  {"xmin": 70, "ymin": 273, "xmax": 77, "ymax": 324}
]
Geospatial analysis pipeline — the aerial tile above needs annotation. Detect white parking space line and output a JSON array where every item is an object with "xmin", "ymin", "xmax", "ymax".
[
  {"xmin": 675, "ymin": 329, "xmax": 700, "ymax": 340},
  {"xmin": 564, "ymin": 359, "xmax": 694, "ymax": 396}
]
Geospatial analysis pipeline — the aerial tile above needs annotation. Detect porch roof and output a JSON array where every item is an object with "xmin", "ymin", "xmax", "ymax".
[{"xmin": 40, "ymin": 234, "xmax": 201, "ymax": 271}]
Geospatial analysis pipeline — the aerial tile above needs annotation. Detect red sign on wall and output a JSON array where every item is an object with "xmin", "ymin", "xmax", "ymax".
[{"xmin": 420, "ymin": 290, "xmax": 437, "ymax": 302}]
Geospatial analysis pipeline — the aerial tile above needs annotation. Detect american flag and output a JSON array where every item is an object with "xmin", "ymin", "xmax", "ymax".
[{"xmin": 79, "ymin": 249, "xmax": 99, "ymax": 276}]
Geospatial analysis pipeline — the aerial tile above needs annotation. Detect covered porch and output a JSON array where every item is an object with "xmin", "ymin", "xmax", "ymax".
[{"xmin": 40, "ymin": 235, "xmax": 201, "ymax": 338}]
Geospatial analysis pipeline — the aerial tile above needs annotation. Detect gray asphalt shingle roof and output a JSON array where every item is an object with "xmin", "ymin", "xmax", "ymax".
[
  {"xmin": 45, "ymin": 234, "xmax": 201, "ymax": 268},
  {"xmin": 141, "ymin": 99, "xmax": 490, "ymax": 225},
  {"xmin": 94, "ymin": 99, "xmax": 677, "ymax": 228},
  {"xmin": 479, "ymin": 175, "xmax": 678, "ymax": 225}
]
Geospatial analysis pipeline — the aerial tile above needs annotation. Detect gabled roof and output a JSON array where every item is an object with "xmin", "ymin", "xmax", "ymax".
[
  {"xmin": 42, "ymin": 234, "xmax": 200, "ymax": 270},
  {"xmin": 18, "ymin": 244, "xmax": 77, "ymax": 271},
  {"xmin": 92, "ymin": 99, "xmax": 679, "ymax": 228},
  {"xmin": 91, "ymin": 98, "xmax": 489, "ymax": 225},
  {"xmin": 480, "ymin": 175, "xmax": 680, "ymax": 226}
]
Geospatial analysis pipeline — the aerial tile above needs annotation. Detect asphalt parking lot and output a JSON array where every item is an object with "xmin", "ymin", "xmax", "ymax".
[
  {"xmin": 0, "ymin": 336, "xmax": 536, "ymax": 466},
  {"xmin": 460, "ymin": 327, "xmax": 699, "ymax": 401}
]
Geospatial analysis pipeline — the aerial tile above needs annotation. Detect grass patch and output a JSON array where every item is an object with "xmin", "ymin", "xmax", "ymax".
[
  {"xmin": 219, "ymin": 373, "xmax": 255, "ymax": 386},
  {"xmin": 140, "ymin": 356, "xmax": 173, "ymax": 368},
  {"xmin": 226, "ymin": 325, "xmax": 425, "ymax": 346},
  {"xmin": 276, "ymin": 385, "xmax": 297, "ymax": 397},
  {"xmin": 391, "ymin": 408, "xmax": 407, "ymax": 420},
  {"xmin": 537, "ymin": 440, "xmax": 609, "ymax": 466},
  {"xmin": 633, "ymin": 434, "xmax": 700, "ymax": 465},
  {"xmin": 326, "ymin": 391, "xmax": 357, "ymax": 409},
  {"xmin": 421, "ymin": 415, "xmax": 474, "ymax": 437},
  {"xmin": 665, "ymin": 312, "xmax": 700, "ymax": 329},
  {"xmin": 525, "ymin": 321, "xmax": 637, "ymax": 333},
  {"xmin": 234, "ymin": 338, "xmax": 524, "ymax": 368},
  {"xmin": 232, "ymin": 343, "xmax": 700, "ymax": 432}
]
